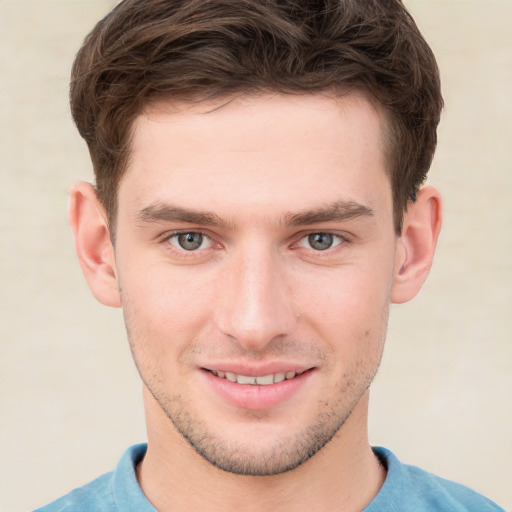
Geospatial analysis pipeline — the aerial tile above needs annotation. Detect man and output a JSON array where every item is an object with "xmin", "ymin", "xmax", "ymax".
[{"xmin": 34, "ymin": 0, "xmax": 505, "ymax": 511}]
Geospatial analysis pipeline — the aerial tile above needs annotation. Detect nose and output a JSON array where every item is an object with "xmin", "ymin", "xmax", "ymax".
[{"xmin": 214, "ymin": 243, "xmax": 297, "ymax": 352}]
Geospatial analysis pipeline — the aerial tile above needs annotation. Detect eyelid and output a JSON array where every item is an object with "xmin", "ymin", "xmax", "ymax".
[
  {"xmin": 293, "ymin": 231, "xmax": 347, "ymax": 251},
  {"xmin": 169, "ymin": 232, "xmax": 212, "ymax": 251},
  {"xmin": 159, "ymin": 228, "xmax": 349, "ymax": 256},
  {"xmin": 161, "ymin": 229, "xmax": 219, "ymax": 253}
]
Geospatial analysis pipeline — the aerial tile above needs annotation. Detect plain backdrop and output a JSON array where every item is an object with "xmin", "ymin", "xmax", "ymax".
[{"xmin": 1, "ymin": 1, "xmax": 511, "ymax": 510}]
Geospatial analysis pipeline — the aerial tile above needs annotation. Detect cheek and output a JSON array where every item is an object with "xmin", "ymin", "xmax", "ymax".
[
  {"xmin": 119, "ymin": 263, "xmax": 216, "ymax": 356},
  {"xmin": 293, "ymin": 264, "xmax": 392, "ymax": 354}
]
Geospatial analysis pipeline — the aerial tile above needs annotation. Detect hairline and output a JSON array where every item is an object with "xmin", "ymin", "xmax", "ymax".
[{"xmin": 102, "ymin": 87, "xmax": 401, "ymax": 242}]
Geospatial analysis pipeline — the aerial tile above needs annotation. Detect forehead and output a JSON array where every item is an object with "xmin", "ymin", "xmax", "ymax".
[
  {"xmin": 135, "ymin": 92, "xmax": 385, "ymax": 156},
  {"xmin": 120, "ymin": 93, "xmax": 391, "ymax": 221}
]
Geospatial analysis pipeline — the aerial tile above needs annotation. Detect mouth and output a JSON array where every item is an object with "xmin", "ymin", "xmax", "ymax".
[
  {"xmin": 207, "ymin": 369, "xmax": 307, "ymax": 386},
  {"xmin": 201, "ymin": 366, "xmax": 315, "ymax": 410}
]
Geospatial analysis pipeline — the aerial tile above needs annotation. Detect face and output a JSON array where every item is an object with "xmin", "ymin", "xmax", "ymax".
[{"xmin": 113, "ymin": 93, "xmax": 398, "ymax": 475}]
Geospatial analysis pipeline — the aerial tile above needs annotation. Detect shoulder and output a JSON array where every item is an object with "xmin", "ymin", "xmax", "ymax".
[
  {"xmin": 368, "ymin": 447, "xmax": 507, "ymax": 512},
  {"xmin": 31, "ymin": 471, "xmax": 114, "ymax": 512},
  {"xmin": 31, "ymin": 444, "xmax": 150, "ymax": 512}
]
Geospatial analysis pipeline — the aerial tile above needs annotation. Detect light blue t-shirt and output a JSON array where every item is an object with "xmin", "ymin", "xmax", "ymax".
[{"xmin": 33, "ymin": 444, "xmax": 506, "ymax": 512}]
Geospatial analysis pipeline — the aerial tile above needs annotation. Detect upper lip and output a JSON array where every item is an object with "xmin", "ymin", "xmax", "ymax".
[{"xmin": 200, "ymin": 362, "xmax": 315, "ymax": 377}]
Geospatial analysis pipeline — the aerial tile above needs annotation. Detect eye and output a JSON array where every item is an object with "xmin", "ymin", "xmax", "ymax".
[
  {"xmin": 168, "ymin": 232, "xmax": 212, "ymax": 251},
  {"xmin": 298, "ymin": 233, "xmax": 343, "ymax": 251}
]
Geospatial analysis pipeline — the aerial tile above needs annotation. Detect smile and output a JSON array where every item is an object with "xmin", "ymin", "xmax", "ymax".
[
  {"xmin": 209, "ymin": 369, "xmax": 305, "ymax": 386},
  {"xmin": 202, "ymin": 367, "xmax": 314, "ymax": 409}
]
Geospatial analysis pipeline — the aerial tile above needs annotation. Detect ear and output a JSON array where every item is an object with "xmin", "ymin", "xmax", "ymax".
[
  {"xmin": 68, "ymin": 182, "xmax": 121, "ymax": 308},
  {"xmin": 391, "ymin": 186, "xmax": 442, "ymax": 304}
]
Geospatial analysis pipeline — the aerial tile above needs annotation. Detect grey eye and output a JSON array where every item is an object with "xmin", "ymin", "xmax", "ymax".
[
  {"xmin": 177, "ymin": 233, "xmax": 204, "ymax": 250},
  {"xmin": 307, "ymin": 233, "xmax": 334, "ymax": 251}
]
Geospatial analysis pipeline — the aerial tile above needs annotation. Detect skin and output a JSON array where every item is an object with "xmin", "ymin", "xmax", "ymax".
[{"xmin": 69, "ymin": 93, "xmax": 442, "ymax": 512}]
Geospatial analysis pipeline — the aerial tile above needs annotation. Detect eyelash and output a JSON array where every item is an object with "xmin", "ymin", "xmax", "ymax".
[
  {"xmin": 294, "ymin": 232, "xmax": 345, "ymax": 252},
  {"xmin": 164, "ymin": 230, "xmax": 217, "ymax": 253},
  {"xmin": 161, "ymin": 230, "xmax": 348, "ymax": 257}
]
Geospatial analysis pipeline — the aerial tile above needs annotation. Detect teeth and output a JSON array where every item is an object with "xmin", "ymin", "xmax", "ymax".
[
  {"xmin": 237, "ymin": 375, "xmax": 256, "ymax": 385},
  {"xmin": 211, "ymin": 370, "xmax": 301, "ymax": 385},
  {"xmin": 256, "ymin": 374, "xmax": 274, "ymax": 385}
]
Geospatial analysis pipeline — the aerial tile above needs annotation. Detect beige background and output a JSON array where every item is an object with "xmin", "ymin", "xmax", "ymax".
[{"xmin": 1, "ymin": 1, "xmax": 511, "ymax": 510}]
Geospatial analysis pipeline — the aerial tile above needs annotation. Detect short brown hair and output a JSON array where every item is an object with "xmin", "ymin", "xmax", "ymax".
[{"xmin": 70, "ymin": 0, "xmax": 442, "ymax": 233}]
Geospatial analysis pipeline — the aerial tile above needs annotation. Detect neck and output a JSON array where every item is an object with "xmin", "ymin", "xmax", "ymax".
[{"xmin": 137, "ymin": 388, "xmax": 385, "ymax": 512}]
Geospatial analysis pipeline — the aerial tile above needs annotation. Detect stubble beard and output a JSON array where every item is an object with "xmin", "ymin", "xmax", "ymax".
[
  {"xmin": 141, "ymin": 364, "xmax": 379, "ymax": 476},
  {"xmin": 123, "ymin": 303, "xmax": 387, "ymax": 477}
]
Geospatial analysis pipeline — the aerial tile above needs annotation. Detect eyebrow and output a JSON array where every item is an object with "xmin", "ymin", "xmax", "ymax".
[
  {"xmin": 137, "ymin": 200, "xmax": 374, "ymax": 229},
  {"xmin": 284, "ymin": 201, "xmax": 374, "ymax": 226},
  {"xmin": 137, "ymin": 204, "xmax": 233, "ymax": 228}
]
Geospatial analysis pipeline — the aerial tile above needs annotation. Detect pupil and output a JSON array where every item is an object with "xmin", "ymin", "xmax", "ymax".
[
  {"xmin": 178, "ymin": 233, "xmax": 203, "ymax": 250},
  {"xmin": 309, "ymin": 233, "xmax": 333, "ymax": 250}
]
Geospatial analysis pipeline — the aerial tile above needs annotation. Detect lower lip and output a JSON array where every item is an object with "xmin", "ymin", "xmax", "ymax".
[{"xmin": 201, "ymin": 370, "xmax": 313, "ymax": 410}]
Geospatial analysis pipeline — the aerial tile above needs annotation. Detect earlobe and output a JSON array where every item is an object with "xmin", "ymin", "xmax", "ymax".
[
  {"xmin": 391, "ymin": 186, "xmax": 442, "ymax": 304},
  {"xmin": 68, "ymin": 182, "xmax": 121, "ymax": 308}
]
